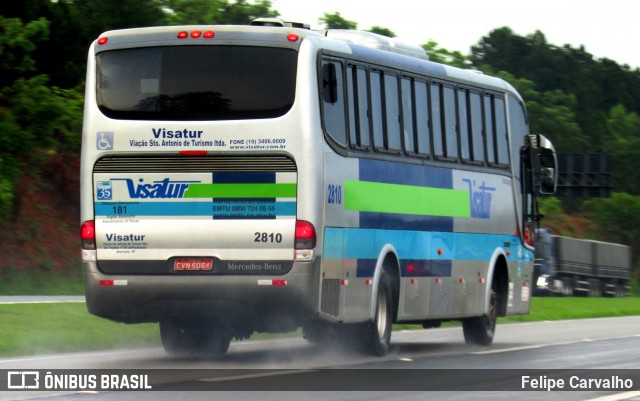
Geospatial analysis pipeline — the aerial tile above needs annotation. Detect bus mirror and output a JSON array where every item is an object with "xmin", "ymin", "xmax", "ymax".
[
  {"xmin": 322, "ymin": 63, "xmax": 339, "ymax": 104},
  {"xmin": 535, "ymin": 134, "xmax": 557, "ymax": 195}
]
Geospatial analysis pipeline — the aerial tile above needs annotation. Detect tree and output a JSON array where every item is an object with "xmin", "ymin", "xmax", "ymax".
[
  {"xmin": 602, "ymin": 104, "xmax": 640, "ymax": 194},
  {"xmin": 0, "ymin": 17, "xmax": 82, "ymax": 219},
  {"xmin": 368, "ymin": 26, "xmax": 395, "ymax": 38},
  {"xmin": 164, "ymin": 0, "xmax": 278, "ymax": 25},
  {"xmin": 422, "ymin": 40, "xmax": 471, "ymax": 69},
  {"xmin": 319, "ymin": 12, "xmax": 357, "ymax": 30},
  {"xmin": 471, "ymin": 26, "xmax": 640, "ymax": 157},
  {"xmin": 583, "ymin": 193, "xmax": 640, "ymax": 263}
]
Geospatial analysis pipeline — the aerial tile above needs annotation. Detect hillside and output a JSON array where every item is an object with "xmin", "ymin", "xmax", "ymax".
[{"xmin": 0, "ymin": 154, "xmax": 80, "ymax": 275}]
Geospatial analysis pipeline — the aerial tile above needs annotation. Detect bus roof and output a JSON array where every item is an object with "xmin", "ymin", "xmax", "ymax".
[{"xmin": 94, "ymin": 24, "xmax": 520, "ymax": 101}]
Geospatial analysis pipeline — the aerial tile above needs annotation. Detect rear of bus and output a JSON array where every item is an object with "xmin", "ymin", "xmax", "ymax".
[{"xmin": 80, "ymin": 25, "xmax": 323, "ymax": 351}]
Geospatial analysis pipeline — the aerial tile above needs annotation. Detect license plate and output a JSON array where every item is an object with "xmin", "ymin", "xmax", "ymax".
[{"xmin": 174, "ymin": 258, "xmax": 213, "ymax": 271}]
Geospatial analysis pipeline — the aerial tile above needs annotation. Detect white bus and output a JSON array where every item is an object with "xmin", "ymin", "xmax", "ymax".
[{"xmin": 81, "ymin": 19, "xmax": 557, "ymax": 356}]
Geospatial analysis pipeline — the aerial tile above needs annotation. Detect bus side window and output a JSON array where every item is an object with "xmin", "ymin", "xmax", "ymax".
[
  {"xmin": 415, "ymin": 80, "xmax": 431, "ymax": 156},
  {"xmin": 469, "ymin": 92, "xmax": 484, "ymax": 163},
  {"xmin": 458, "ymin": 89, "xmax": 470, "ymax": 161},
  {"xmin": 401, "ymin": 77, "xmax": 416, "ymax": 154},
  {"xmin": 322, "ymin": 63, "xmax": 338, "ymax": 103},
  {"xmin": 484, "ymin": 94, "xmax": 496, "ymax": 164},
  {"xmin": 495, "ymin": 97, "xmax": 509, "ymax": 165},
  {"xmin": 384, "ymin": 72, "xmax": 401, "ymax": 151},
  {"xmin": 322, "ymin": 61, "xmax": 347, "ymax": 146},
  {"xmin": 443, "ymin": 85, "xmax": 457, "ymax": 159},
  {"xmin": 430, "ymin": 83, "xmax": 444, "ymax": 157},
  {"xmin": 370, "ymin": 70, "xmax": 384, "ymax": 149}
]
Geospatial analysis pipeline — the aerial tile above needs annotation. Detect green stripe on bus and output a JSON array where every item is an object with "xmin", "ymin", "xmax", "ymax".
[
  {"xmin": 183, "ymin": 183, "xmax": 297, "ymax": 198},
  {"xmin": 344, "ymin": 180, "xmax": 470, "ymax": 217}
]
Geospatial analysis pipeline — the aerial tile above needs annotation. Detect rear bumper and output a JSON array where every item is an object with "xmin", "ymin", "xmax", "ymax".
[{"xmin": 83, "ymin": 258, "xmax": 321, "ymax": 327}]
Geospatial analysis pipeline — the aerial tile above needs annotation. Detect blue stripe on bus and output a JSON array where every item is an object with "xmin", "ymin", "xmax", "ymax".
[
  {"xmin": 95, "ymin": 201, "xmax": 296, "ymax": 217},
  {"xmin": 358, "ymin": 159, "xmax": 454, "ymax": 231},
  {"xmin": 213, "ymin": 172, "xmax": 276, "ymax": 183},
  {"xmin": 323, "ymin": 227, "xmax": 518, "ymax": 278},
  {"xmin": 359, "ymin": 159, "xmax": 452, "ymax": 188}
]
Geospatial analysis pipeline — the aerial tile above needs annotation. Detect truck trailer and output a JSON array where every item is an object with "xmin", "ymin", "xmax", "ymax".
[{"xmin": 534, "ymin": 229, "xmax": 631, "ymax": 297}]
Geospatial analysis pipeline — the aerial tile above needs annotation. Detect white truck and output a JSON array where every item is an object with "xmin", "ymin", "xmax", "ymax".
[{"xmin": 534, "ymin": 229, "xmax": 631, "ymax": 297}]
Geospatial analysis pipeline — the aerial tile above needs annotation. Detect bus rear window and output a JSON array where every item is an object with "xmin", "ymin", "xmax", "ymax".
[{"xmin": 96, "ymin": 46, "xmax": 297, "ymax": 120}]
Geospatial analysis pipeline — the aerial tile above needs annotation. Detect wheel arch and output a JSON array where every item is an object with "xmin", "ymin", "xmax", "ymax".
[
  {"xmin": 368, "ymin": 244, "xmax": 400, "ymax": 322},
  {"xmin": 487, "ymin": 249, "xmax": 509, "ymax": 317}
]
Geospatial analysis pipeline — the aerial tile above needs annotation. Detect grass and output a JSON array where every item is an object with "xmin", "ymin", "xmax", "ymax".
[
  {"xmin": 502, "ymin": 296, "xmax": 640, "ymax": 322},
  {"xmin": 0, "ymin": 267, "xmax": 84, "ymax": 295},
  {"xmin": 0, "ymin": 303, "xmax": 159, "ymax": 357},
  {"xmin": 0, "ymin": 297, "xmax": 638, "ymax": 358}
]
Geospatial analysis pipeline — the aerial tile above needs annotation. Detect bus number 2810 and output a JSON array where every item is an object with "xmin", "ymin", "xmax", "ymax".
[
  {"xmin": 327, "ymin": 184, "xmax": 342, "ymax": 205},
  {"xmin": 254, "ymin": 232, "xmax": 283, "ymax": 243}
]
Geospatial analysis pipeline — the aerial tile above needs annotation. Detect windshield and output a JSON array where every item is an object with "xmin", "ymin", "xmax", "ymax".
[{"xmin": 96, "ymin": 46, "xmax": 297, "ymax": 120}]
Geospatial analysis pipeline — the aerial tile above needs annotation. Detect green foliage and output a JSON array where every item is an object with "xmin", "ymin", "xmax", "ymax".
[
  {"xmin": 602, "ymin": 104, "xmax": 640, "ymax": 194},
  {"xmin": 164, "ymin": 0, "xmax": 278, "ymax": 25},
  {"xmin": 0, "ymin": 172, "xmax": 13, "ymax": 219},
  {"xmin": 368, "ymin": 26, "xmax": 395, "ymax": 38},
  {"xmin": 319, "ymin": 12, "xmax": 357, "ymax": 30},
  {"xmin": 0, "ymin": 17, "xmax": 83, "ymax": 218},
  {"xmin": 471, "ymin": 26, "xmax": 640, "ymax": 156},
  {"xmin": 0, "ymin": 303, "xmax": 159, "ymax": 357},
  {"xmin": 0, "ymin": 266, "xmax": 84, "ymax": 295},
  {"xmin": 583, "ymin": 193, "xmax": 640, "ymax": 254},
  {"xmin": 422, "ymin": 40, "xmax": 471, "ymax": 69},
  {"xmin": 0, "ymin": 17, "xmax": 49, "ymax": 84}
]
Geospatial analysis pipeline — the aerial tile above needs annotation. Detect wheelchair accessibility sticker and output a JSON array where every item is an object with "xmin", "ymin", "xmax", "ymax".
[{"xmin": 97, "ymin": 132, "xmax": 113, "ymax": 150}]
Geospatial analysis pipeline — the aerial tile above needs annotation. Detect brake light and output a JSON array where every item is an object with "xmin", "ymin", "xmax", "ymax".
[
  {"xmin": 178, "ymin": 30, "xmax": 215, "ymax": 39},
  {"xmin": 287, "ymin": 34, "xmax": 299, "ymax": 42},
  {"xmin": 97, "ymin": 37, "xmax": 108, "ymax": 45},
  {"xmin": 81, "ymin": 220, "xmax": 96, "ymax": 250},
  {"xmin": 295, "ymin": 220, "xmax": 316, "ymax": 249}
]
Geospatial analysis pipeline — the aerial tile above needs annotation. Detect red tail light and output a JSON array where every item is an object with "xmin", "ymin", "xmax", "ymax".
[
  {"xmin": 295, "ymin": 220, "xmax": 316, "ymax": 249},
  {"xmin": 178, "ymin": 30, "xmax": 215, "ymax": 39},
  {"xmin": 81, "ymin": 220, "xmax": 96, "ymax": 250}
]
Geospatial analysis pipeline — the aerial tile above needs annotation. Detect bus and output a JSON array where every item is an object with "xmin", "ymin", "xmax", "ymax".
[{"xmin": 80, "ymin": 19, "xmax": 557, "ymax": 357}]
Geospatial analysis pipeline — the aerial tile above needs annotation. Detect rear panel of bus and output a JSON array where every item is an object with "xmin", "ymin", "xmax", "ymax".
[{"xmin": 81, "ymin": 26, "xmax": 324, "ymax": 324}]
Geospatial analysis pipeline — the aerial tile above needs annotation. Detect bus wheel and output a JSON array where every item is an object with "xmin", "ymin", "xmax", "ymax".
[
  {"xmin": 160, "ymin": 320, "xmax": 231, "ymax": 357},
  {"xmin": 462, "ymin": 288, "xmax": 497, "ymax": 346},
  {"xmin": 362, "ymin": 271, "xmax": 393, "ymax": 356}
]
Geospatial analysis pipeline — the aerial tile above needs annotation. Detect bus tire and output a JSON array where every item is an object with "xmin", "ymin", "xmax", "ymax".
[
  {"xmin": 362, "ymin": 271, "xmax": 393, "ymax": 356},
  {"xmin": 160, "ymin": 320, "xmax": 231, "ymax": 357},
  {"xmin": 462, "ymin": 288, "xmax": 497, "ymax": 346}
]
